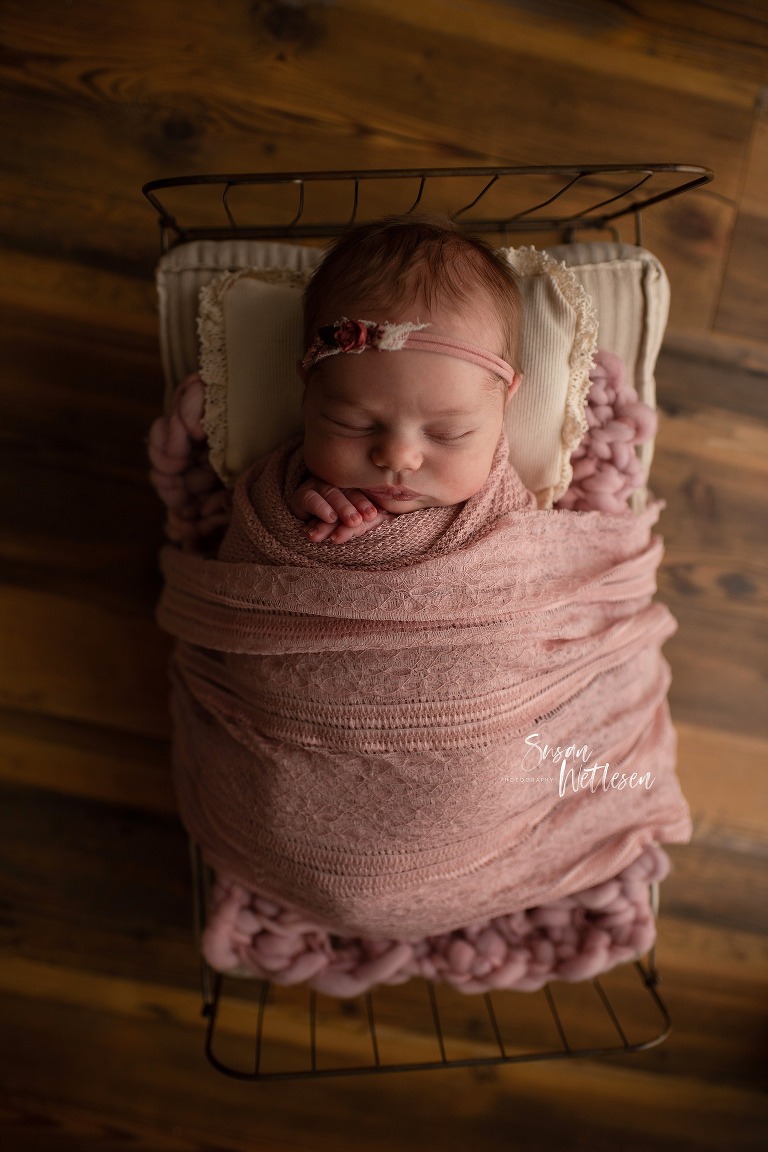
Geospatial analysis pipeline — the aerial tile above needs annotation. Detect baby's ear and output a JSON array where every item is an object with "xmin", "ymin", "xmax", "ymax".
[{"xmin": 505, "ymin": 370, "xmax": 523, "ymax": 405}]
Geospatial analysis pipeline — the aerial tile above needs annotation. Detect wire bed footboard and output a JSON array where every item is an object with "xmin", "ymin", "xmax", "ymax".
[{"xmin": 190, "ymin": 842, "xmax": 670, "ymax": 1082}]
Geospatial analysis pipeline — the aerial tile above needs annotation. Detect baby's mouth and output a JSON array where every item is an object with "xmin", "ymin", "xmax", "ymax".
[{"xmin": 364, "ymin": 485, "xmax": 421, "ymax": 501}]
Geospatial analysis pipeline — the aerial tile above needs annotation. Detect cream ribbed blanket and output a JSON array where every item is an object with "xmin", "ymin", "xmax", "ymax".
[{"xmin": 157, "ymin": 433, "xmax": 691, "ymax": 941}]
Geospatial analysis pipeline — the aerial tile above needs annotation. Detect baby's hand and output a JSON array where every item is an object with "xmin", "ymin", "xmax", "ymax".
[{"xmin": 290, "ymin": 479, "xmax": 390, "ymax": 544}]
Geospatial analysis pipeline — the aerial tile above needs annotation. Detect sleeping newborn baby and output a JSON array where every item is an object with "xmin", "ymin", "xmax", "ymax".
[
  {"xmin": 150, "ymin": 214, "xmax": 691, "ymax": 996},
  {"xmin": 287, "ymin": 211, "xmax": 532, "ymax": 545}
]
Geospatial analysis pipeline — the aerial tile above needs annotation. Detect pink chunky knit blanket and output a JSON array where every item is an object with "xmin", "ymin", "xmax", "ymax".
[
  {"xmin": 157, "ymin": 426, "xmax": 691, "ymax": 989},
  {"xmin": 201, "ymin": 841, "xmax": 670, "ymax": 995}
]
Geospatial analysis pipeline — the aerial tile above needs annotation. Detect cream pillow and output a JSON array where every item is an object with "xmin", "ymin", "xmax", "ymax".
[{"xmin": 166, "ymin": 242, "xmax": 598, "ymax": 506}]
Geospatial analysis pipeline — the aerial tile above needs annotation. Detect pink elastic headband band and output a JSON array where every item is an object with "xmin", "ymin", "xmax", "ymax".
[{"xmin": 301, "ymin": 318, "xmax": 517, "ymax": 387}]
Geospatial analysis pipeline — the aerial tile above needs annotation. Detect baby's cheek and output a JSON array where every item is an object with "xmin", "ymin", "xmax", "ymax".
[
  {"xmin": 304, "ymin": 436, "xmax": 362, "ymax": 488},
  {"xmin": 442, "ymin": 452, "xmax": 495, "ymax": 502}
]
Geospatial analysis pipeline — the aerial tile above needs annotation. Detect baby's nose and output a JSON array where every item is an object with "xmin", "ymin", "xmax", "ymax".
[{"xmin": 370, "ymin": 433, "xmax": 422, "ymax": 473}]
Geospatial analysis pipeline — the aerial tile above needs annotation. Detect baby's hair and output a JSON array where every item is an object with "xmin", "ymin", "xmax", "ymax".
[{"xmin": 302, "ymin": 211, "xmax": 522, "ymax": 369}]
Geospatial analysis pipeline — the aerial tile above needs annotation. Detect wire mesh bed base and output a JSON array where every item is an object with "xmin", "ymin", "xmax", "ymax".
[{"xmin": 191, "ymin": 844, "xmax": 669, "ymax": 1082}]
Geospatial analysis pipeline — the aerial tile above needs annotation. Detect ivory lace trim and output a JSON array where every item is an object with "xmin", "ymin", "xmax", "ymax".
[{"xmin": 503, "ymin": 246, "xmax": 598, "ymax": 504}]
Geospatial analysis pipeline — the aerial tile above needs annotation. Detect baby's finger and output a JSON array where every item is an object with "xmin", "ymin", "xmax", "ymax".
[
  {"xmin": 339, "ymin": 488, "xmax": 379, "ymax": 521},
  {"xmin": 328, "ymin": 510, "xmax": 391, "ymax": 544},
  {"xmin": 319, "ymin": 488, "xmax": 366, "ymax": 526},
  {"xmin": 298, "ymin": 488, "xmax": 339, "ymax": 524},
  {"xmin": 303, "ymin": 517, "xmax": 338, "ymax": 543}
]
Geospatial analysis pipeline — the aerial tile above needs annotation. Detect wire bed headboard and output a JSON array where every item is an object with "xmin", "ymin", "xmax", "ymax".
[{"xmin": 143, "ymin": 163, "xmax": 712, "ymax": 251}]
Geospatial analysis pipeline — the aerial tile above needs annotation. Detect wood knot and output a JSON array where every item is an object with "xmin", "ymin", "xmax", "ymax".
[
  {"xmin": 162, "ymin": 116, "xmax": 198, "ymax": 143},
  {"xmin": 681, "ymin": 474, "xmax": 719, "ymax": 521},
  {"xmin": 717, "ymin": 572, "xmax": 756, "ymax": 599},
  {"xmin": 254, "ymin": 0, "xmax": 323, "ymax": 48},
  {"xmin": 665, "ymin": 564, "xmax": 702, "ymax": 597},
  {"xmin": 668, "ymin": 203, "xmax": 721, "ymax": 253}
]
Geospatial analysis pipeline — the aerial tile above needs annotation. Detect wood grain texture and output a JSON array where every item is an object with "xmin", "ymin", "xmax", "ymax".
[
  {"xmin": 0, "ymin": 708, "xmax": 175, "ymax": 813},
  {"xmin": 0, "ymin": 940, "xmax": 765, "ymax": 1152},
  {"xmin": 716, "ymin": 92, "xmax": 768, "ymax": 340},
  {"xmin": 0, "ymin": 0, "xmax": 766, "ymax": 1146}
]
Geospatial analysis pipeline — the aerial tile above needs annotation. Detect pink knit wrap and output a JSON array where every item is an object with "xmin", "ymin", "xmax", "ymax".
[{"xmin": 157, "ymin": 434, "xmax": 691, "ymax": 942}]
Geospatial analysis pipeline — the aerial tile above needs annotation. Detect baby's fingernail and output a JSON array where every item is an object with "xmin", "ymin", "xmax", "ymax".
[
  {"xmin": 363, "ymin": 505, "xmax": 376, "ymax": 518},
  {"xmin": 348, "ymin": 511, "xmax": 361, "ymax": 523}
]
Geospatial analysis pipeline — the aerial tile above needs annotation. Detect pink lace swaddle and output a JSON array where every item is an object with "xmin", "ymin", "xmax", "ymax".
[{"xmin": 151, "ymin": 349, "xmax": 679, "ymax": 996}]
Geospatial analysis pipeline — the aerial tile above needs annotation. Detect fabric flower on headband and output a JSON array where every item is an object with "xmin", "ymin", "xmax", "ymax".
[
  {"xmin": 318, "ymin": 318, "xmax": 375, "ymax": 353},
  {"xmin": 304, "ymin": 318, "xmax": 430, "ymax": 371}
]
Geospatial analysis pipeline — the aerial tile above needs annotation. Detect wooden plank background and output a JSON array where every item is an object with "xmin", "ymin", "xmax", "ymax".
[{"xmin": 1, "ymin": 1, "xmax": 766, "ymax": 1148}]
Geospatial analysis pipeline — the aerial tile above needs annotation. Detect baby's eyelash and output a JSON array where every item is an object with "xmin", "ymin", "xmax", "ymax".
[
  {"xmin": 327, "ymin": 417, "xmax": 373, "ymax": 432},
  {"xmin": 428, "ymin": 430, "xmax": 472, "ymax": 442},
  {"xmin": 324, "ymin": 414, "xmax": 474, "ymax": 441}
]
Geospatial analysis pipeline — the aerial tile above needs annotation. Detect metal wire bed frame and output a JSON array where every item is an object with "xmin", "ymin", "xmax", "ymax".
[
  {"xmin": 145, "ymin": 164, "xmax": 709, "ymax": 1080},
  {"xmin": 143, "ymin": 163, "xmax": 712, "ymax": 251}
]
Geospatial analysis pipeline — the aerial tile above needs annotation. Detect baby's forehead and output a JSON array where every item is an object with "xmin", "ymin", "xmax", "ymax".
[{"xmin": 313, "ymin": 357, "xmax": 504, "ymax": 410}]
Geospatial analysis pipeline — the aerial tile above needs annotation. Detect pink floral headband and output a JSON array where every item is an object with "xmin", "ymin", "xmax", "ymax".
[{"xmin": 301, "ymin": 318, "xmax": 518, "ymax": 388}]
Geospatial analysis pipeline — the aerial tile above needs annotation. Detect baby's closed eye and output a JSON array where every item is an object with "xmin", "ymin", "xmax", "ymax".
[
  {"xmin": 324, "ymin": 415, "xmax": 374, "ymax": 434},
  {"xmin": 426, "ymin": 428, "xmax": 476, "ymax": 442}
]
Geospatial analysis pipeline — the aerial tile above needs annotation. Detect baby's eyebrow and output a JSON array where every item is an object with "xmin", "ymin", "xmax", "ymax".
[{"xmin": 428, "ymin": 407, "xmax": 478, "ymax": 418}]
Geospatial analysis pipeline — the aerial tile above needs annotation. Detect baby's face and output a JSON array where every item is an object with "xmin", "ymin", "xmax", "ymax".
[{"xmin": 302, "ymin": 306, "xmax": 511, "ymax": 514}]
